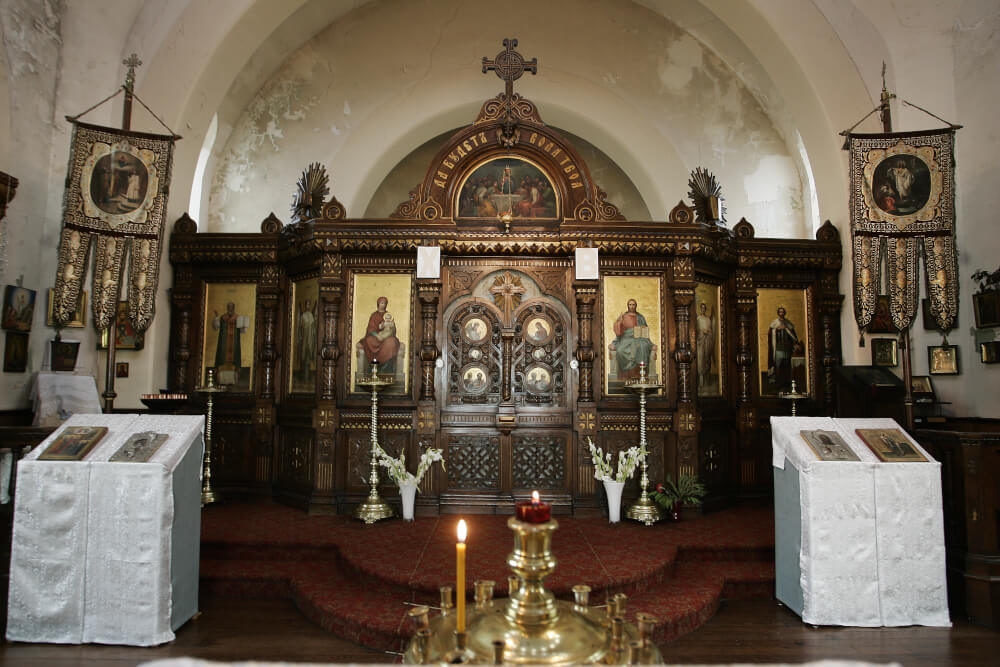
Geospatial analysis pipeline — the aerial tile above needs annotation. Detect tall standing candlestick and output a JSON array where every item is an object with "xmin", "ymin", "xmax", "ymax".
[{"xmin": 456, "ymin": 519, "xmax": 467, "ymax": 633}]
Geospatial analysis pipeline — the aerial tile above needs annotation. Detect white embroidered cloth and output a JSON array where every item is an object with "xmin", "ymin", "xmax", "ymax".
[
  {"xmin": 31, "ymin": 372, "xmax": 102, "ymax": 427},
  {"xmin": 6, "ymin": 414, "xmax": 204, "ymax": 646},
  {"xmin": 771, "ymin": 416, "xmax": 949, "ymax": 627}
]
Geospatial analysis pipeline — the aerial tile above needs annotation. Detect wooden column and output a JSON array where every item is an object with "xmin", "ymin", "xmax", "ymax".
[
  {"xmin": 672, "ymin": 256, "xmax": 699, "ymax": 478},
  {"xmin": 417, "ymin": 280, "xmax": 442, "ymax": 402},
  {"xmin": 255, "ymin": 257, "xmax": 281, "ymax": 486},
  {"xmin": 820, "ymin": 291, "xmax": 844, "ymax": 416},
  {"xmin": 168, "ymin": 214, "xmax": 198, "ymax": 391},
  {"xmin": 318, "ymin": 255, "xmax": 344, "ymax": 402},
  {"xmin": 734, "ymin": 268, "xmax": 758, "ymax": 491},
  {"xmin": 573, "ymin": 283, "xmax": 598, "ymax": 404}
]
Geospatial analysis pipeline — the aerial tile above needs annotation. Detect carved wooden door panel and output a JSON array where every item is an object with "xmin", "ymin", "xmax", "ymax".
[
  {"xmin": 440, "ymin": 287, "xmax": 574, "ymax": 508},
  {"xmin": 446, "ymin": 302, "xmax": 502, "ymax": 405},
  {"xmin": 512, "ymin": 299, "xmax": 567, "ymax": 407}
]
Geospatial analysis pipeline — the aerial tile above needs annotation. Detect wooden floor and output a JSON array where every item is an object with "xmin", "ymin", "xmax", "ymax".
[{"xmin": 1, "ymin": 596, "xmax": 996, "ymax": 666}]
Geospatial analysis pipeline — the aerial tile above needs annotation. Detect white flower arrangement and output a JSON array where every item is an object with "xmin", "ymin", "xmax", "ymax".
[
  {"xmin": 375, "ymin": 444, "xmax": 445, "ymax": 489},
  {"xmin": 587, "ymin": 437, "xmax": 643, "ymax": 483}
]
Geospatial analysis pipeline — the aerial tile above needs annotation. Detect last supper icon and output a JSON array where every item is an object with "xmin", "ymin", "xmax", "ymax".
[
  {"xmin": 462, "ymin": 364, "xmax": 489, "ymax": 394},
  {"xmin": 464, "ymin": 317, "xmax": 489, "ymax": 343},
  {"xmin": 524, "ymin": 364, "xmax": 552, "ymax": 393},
  {"xmin": 525, "ymin": 317, "xmax": 552, "ymax": 345}
]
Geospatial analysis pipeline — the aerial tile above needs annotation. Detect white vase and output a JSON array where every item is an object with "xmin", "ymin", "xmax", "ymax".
[
  {"xmin": 399, "ymin": 481, "xmax": 418, "ymax": 521},
  {"xmin": 603, "ymin": 480, "xmax": 625, "ymax": 523}
]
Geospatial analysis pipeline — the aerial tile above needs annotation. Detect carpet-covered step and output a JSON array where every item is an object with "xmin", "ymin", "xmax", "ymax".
[
  {"xmin": 625, "ymin": 560, "xmax": 775, "ymax": 644},
  {"xmin": 200, "ymin": 557, "xmax": 413, "ymax": 652}
]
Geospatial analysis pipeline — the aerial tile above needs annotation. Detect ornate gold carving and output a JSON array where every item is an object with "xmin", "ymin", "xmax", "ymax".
[
  {"xmin": 417, "ymin": 409, "xmax": 436, "ymax": 431},
  {"xmin": 260, "ymin": 213, "xmax": 282, "ymax": 234},
  {"xmin": 573, "ymin": 200, "xmax": 596, "ymax": 222},
  {"xmin": 317, "ymin": 409, "xmax": 333, "ymax": 429},
  {"xmin": 733, "ymin": 218, "xmax": 755, "ymax": 238},
  {"xmin": 290, "ymin": 163, "xmax": 329, "ymax": 223},
  {"xmin": 256, "ymin": 406, "xmax": 273, "ymax": 425},
  {"xmin": 489, "ymin": 271, "xmax": 526, "ymax": 323},
  {"xmin": 594, "ymin": 188, "xmax": 625, "ymax": 222},
  {"xmin": 673, "ymin": 257, "xmax": 695, "ymax": 281},
  {"xmin": 174, "ymin": 212, "xmax": 197, "ymax": 234},
  {"xmin": 321, "ymin": 253, "xmax": 341, "ymax": 276},
  {"xmin": 675, "ymin": 409, "xmax": 699, "ymax": 433},
  {"xmin": 815, "ymin": 220, "xmax": 839, "ymax": 242},
  {"xmin": 391, "ymin": 184, "xmax": 424, "ymax": 220},
  {"xmin": 577, "ymin": 412, "xmax": 596, "ymax": 432},
  {"xmin": 321, "ymin": 196, "xmax": 346, "ymax": 221},
  {"xmin": 668, "ymin": 201, "xmax": 695, "ymax": 224}
]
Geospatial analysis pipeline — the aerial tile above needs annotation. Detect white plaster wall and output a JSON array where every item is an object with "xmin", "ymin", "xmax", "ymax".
[{"xmin": 207, "ymin": 0, "xmax": 805, "ymax": 236}]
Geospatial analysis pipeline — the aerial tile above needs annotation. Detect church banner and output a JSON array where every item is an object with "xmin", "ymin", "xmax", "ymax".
[
  {"xmin": 847, "ymin": 129, "xmax": 957, "ymax": 332},
  {"xmin": 52, "ymin": 120, "xmax": 176, "ymax": 334}
]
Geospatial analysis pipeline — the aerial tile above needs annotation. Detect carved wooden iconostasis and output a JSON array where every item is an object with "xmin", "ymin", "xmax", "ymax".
[{"xmin": 168, "ymin": 41, "xmax": 843, "ymax": 515}]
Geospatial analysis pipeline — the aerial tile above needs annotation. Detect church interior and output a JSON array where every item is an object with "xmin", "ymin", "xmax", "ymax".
[{"xmin": 0, "ymin": 1, "xmax": 999, "ymax": 664}]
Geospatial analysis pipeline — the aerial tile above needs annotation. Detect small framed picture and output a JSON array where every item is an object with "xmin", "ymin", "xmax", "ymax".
[
  {"xmin": 871, "ymin": 338, "xmax": 898, "ymax": 367},
  {"xmin": 3, "ymin": 332, "xmax": 28, "ymax": 373},
  {"xmin": 50, "ymin": 339, "xmax": 80, "ymax": 372},
  {"xmin": 115, "ymin": 362, "xmax": 129, "ymax": 378},
  {"xmin": 911, "ymin": 375, "xmax": 935, "ymax": 402},
  {"xmin": 97, "ymin": 301, "xmax": 145, "ymax": 351},
  {"xmin": 973, "ymin": 291, "xmax": 1000, "ymax": 328},
  {"xmin": 980, "ymin": 341, "xmax": 1000, "ymax": 364},
  {"xmin": 47, "ymin": 288, "xmax": 87, "ymax": 328},
  {"xmin": 928, "ymin": 345, "xmax": 960, "ymax": 375},
  {"xmin": 2, "ymin": 285, "xmax": 36, "ymax": 332},
  {"xmin": 868, "ymin": 295, "xmax": 899, "ymax": 334}
]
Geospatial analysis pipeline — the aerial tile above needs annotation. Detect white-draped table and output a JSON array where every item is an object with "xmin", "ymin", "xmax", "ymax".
[
  {"xmin": 6, "ymin": 413, "xmax": 204, "ymax": 646},
  {"xmin": 771, "ymin": 416, "xmax": 949, "ymax": 627}
]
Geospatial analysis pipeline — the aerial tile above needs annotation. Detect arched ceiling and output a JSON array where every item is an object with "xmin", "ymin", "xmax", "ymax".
[{"xmin": 112, "ymin": 0, "xmax": 880, "ymax": 237}]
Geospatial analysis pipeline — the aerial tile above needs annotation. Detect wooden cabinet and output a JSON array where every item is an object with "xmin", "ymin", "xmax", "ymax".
[{"xmin": 917, "ymin": 422, "xmax": 1000, "ymax": 628}]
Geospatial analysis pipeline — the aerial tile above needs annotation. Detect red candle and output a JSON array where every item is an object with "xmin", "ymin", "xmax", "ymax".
[{"xmin": 515, "ymin": 490, "xmax": 551, "ymax": 523}]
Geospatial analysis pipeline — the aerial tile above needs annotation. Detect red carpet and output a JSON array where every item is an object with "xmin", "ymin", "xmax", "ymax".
[{"xmin": 199, "ymin": 500, "xmax": 775, "ymax": 651}]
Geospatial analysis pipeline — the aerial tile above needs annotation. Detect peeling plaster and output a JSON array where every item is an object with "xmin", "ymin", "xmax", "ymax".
[
  {"xmin": 657, "ymin": 33, "xmax": 702, "ymax": 91},
  {"xmin": 207, "ymin": 0, "xmax": 805, "ymax": 235}
]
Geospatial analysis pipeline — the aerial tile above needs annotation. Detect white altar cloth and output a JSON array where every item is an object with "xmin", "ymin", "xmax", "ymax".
[
  {"xmin": 6, "ymin": 414, "xmax": 205, "ymax": 646},
  {"xmin": 771, "ymin": 417, "xmax": 949, "ymax": 627}
]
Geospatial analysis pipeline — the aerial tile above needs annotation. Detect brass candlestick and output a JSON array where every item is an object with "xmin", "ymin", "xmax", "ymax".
[
  {"xmin": 778, "ymin": 379, "xmax": 808, "ymax": 416},
  {"xmin": 624, "ymin": 362, "xmax": 664, "ymax": 526},
  {"xmin": 353, "ymin": 361, "xmax": 394, "ymax": 524},
  {"xmin": 195, "ymin": 368, "xmax": 226, "ymax": 507},
  {"xmin": 402, "ymin": 516, "xmax": 663, "ymax": 664}
]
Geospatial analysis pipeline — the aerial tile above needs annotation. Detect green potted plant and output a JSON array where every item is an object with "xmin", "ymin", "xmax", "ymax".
[{"xmin": 649, "ymin": 474, "xmax": 706, "ymax": 521}]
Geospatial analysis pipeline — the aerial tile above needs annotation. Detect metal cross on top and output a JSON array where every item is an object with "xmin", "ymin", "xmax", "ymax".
[
  {"xmin": 482, "ymin": 38, "xmax": 537, "ymax": 99},
  {"xmin": 489, "ymin": 271, "xmax": 526, "ymax": 324}
]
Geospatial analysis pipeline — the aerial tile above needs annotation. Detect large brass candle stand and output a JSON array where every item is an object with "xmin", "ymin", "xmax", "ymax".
[
  {"xmin": 403, "ymin": 516, "xmax": 663, "ymax": 664},
  {"xmin": 353, "ymin": 361, "xmax": 394, "ymax": 524},
  {"xmin": 624, "ymin": 362, "xmax": 664, "ymax": 526},
  {"xmin": 195, "ymin": 368, "xmax": 226, "ymax": 507}
]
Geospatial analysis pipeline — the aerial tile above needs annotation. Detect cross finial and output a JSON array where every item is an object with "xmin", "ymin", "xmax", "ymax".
[
  {"xmin": 482, "ymin": 38, "xmax": 537, "ymax": 100},
  {"xmin": 123, "ymin": 53, "xmax": 142, "ymax": 92}
]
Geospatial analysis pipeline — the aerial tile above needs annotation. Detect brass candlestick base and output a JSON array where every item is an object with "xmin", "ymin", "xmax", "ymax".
[
  {"xmin": 625, "ymin": 363, "xmax": 664, "ymax": 526},
  {"xmin": 195, "ymin": 368, "xmax": 227, "ymax": 507},
  {"xmin": 354, "ymin": 361, "xmax": 394, "ymax": 524},
  {"xmin": 403, "ymin": 516, "xmax": 663, "ymax": 664}
]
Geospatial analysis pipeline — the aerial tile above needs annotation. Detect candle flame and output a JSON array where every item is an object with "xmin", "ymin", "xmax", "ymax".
[
  {"xmin": 531, "ymin": 490, "xmax": 540, "ymax": 504},
  {"xmin": 457, "ymin": 519, "xmax": 467, "ymax": 543}
]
